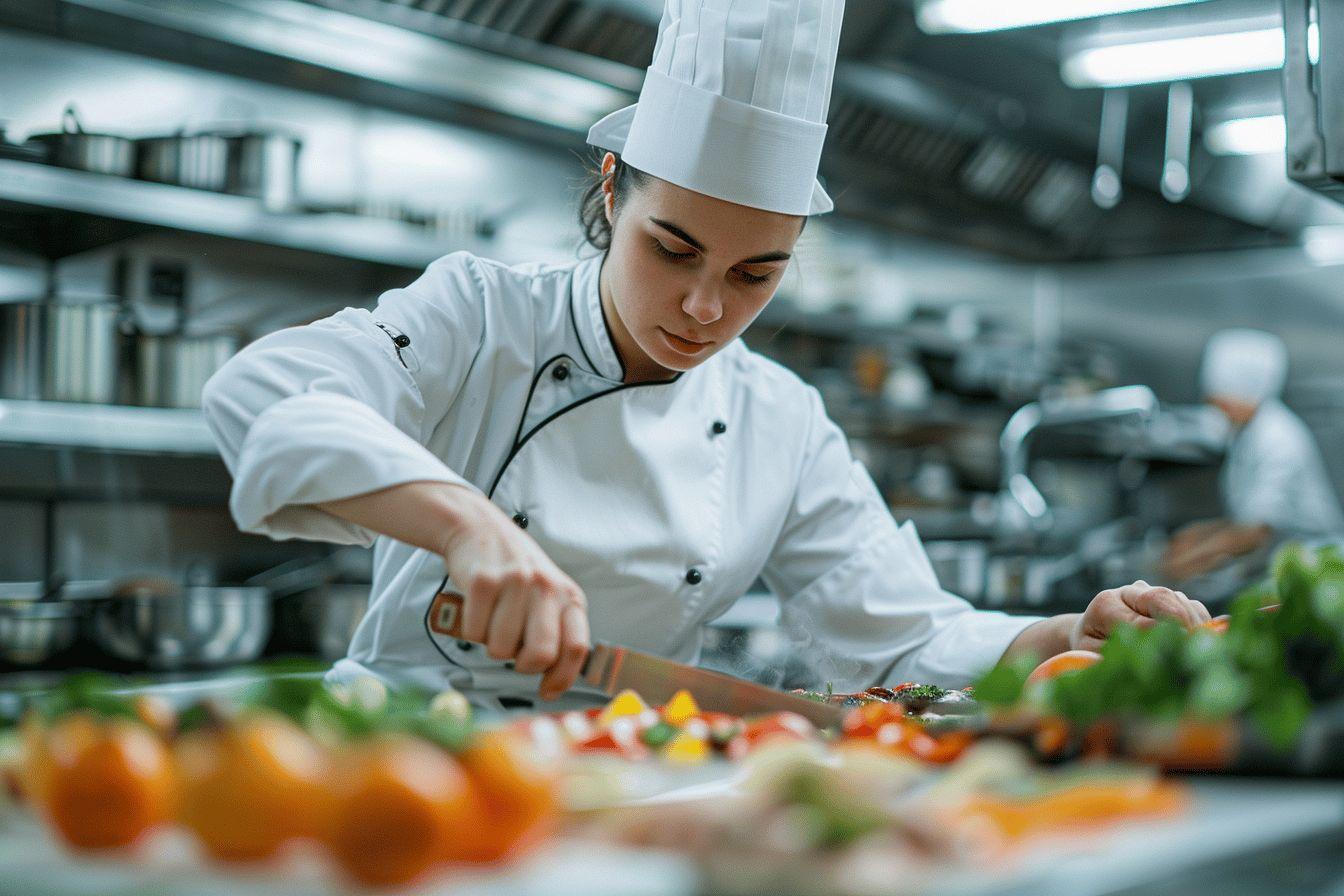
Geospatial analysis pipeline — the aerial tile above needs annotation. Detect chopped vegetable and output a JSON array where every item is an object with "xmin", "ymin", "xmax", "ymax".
[
  {"xmin": 640, "ymin": 721, "xmax": 678, "ymax": 749},
  {"xmin": 661, "ymin": 689, "xmax": 700, "ymax": 726},
  {"xmin": 597, "ymin": 689, "xmax": 650, "ymax": 727},
  {"xmin": 663, "ymin": 731, "xmax": 710, "ymax": 765}
]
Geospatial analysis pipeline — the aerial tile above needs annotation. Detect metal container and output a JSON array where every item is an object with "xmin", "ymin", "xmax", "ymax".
[
  {"xmin": 135, "ymin": 132, "xmax": 230, "ymax": 191},
  {"xmin": 24, "ymin": 106, "xmax": 135, "ymax": 177},
  {"xmin": 925, "ymin": 539, "xmax": 987, "ymax": 602},
  {"xmin": 43, "ymin": 301, "xmax": 122, "ymax": 404},
  {"xmin": 0, "ymin": 301, "xmax": 43, "ymax": 400},
  {"xmin": 274, "ymin": 584, "xmax": 370, "ymax": 660},
  {"xmin": 134, "ymin": 332, "xmax": 238, "ymax": 408},
  {"xmin": 206, "ymin": 131, "xmax": 302, "ymax": 211},
  {"xmin": 0, "ymin": 602, "xmax": 83, "ymax": 666},
  {"xmin": 88, "ymin": 586, "xmax": 272, "ymax": 670}
]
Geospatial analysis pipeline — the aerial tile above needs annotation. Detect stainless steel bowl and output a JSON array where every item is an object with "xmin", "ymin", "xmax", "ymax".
[
  {"xmin": 89, "ymin": 586, "xmax": 271, "ymax": 670},
  {"xmin": 0, "ymin": 602, "xmax": 83, "ymax": 666},
  {"xmin": 273, "ymin": 584, "xmax": 369, "ymax": 661}
]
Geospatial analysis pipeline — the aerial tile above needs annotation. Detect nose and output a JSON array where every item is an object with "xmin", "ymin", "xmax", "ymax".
[{"xmin": 682, "ymin": 282, "xmax": 723, "ymax": 326}]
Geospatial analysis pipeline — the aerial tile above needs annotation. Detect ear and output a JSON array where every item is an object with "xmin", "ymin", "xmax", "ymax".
[{"xmin": 600, "ymin": 152, "xmax": 617, "ymax": 225}]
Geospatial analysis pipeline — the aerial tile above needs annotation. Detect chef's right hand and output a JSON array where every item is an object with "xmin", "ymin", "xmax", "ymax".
[{"xmin": 435, "ymin": 485, "xmax": 590, "ymax": 701}]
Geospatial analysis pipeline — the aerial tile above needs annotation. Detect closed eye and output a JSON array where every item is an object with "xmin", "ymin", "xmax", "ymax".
[{"xmin": 652, "ymin": 239, "xmax": 695, "ymax": 261}]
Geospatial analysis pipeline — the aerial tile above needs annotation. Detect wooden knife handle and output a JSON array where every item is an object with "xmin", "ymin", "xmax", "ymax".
[{"xmin": 428, "ymin": 591, "xmax": 468, "ymax": 640}]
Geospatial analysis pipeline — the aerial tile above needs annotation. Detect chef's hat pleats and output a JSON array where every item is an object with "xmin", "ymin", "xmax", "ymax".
[
  {"xmin": 651, "ymin": 1, "xmax": 680, "ymax": 74},
  {"xmin": 807, "ymin": 1, "xmax": 842, "ymax": 123},
  {"xmin": 751, "ymin": 0, "xmax": 795, "ymax": 113},
  {"xmin": 693, "ymin": 0, "xmax": 733, "ymax": 96},
  {"xmin": 781, "ymin": 1, "xmax": 821, "ymax": 118}
]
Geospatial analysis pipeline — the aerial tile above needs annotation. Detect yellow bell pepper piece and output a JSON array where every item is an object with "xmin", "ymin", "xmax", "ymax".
[
  {"xmin": 663, "ymin": 730, "xmax": 710, "ymax": 765},
  {"xmin": 661, "ymin": 689, "xmax": 701, "ymax": 726},
  {"xmin": 598, "ymin": 689, "xmax": 650, "ymax": 726}
]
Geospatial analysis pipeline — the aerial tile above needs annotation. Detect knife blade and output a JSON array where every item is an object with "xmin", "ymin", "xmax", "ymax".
[{"xmin": 429, "ymin": 591, "xmax": 845, "ymax": 730}]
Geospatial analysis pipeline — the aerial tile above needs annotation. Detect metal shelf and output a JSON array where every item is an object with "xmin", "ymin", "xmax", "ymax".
[
  {"xmin": 0, "ymin": 400, "xmax": 217, "ymax": 455},
  {"xmin": 0, "ymin": 159, "xmax": 482, "ymax": 268}
]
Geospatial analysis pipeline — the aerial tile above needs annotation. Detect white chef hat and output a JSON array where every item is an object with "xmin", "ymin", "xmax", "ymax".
[
  {"xmin": 587, "ymin": 0, "xmax": 844, "ymax": 216},
  {"xmin": 1199, "ymin": 328, "xmax": 1288, "ymax": 405}
]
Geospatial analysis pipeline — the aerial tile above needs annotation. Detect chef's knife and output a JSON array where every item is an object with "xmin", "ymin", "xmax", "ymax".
[{"xmin": 429, "ymin": 591, "xmax": 846, "ymax": 730}]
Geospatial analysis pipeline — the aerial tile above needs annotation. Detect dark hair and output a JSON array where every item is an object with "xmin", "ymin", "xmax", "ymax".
[
  {"xmin": 578, "ymin": 152, "xmax": 651, "ymax": 251},
  {"xmin": 577, "ymin": 150, "xmax": 809, "ymax": 251}
]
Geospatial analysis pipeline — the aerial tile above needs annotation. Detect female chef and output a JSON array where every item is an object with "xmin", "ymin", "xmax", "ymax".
[{"xmin": 203, "ymin": 0, "xmax": 1209, "ymax": 705}]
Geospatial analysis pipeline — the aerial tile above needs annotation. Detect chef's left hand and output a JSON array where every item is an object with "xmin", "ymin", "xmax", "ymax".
[{"xmin": 1072, "ymin": 580, "xmax": 1211, "ymax": 652}]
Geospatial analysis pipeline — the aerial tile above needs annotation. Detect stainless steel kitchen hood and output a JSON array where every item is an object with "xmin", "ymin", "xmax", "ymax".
[
  {"xmin": 0, "ymin": 0, "xmax": 635, "ymax": 141},
  {"xmin": 0, "ymin": 0, "xmax": 1294, "ymax": 260},
  {"xmin": 1283, "ymin": 0, "xmax": 1344, "ymax": 203}
]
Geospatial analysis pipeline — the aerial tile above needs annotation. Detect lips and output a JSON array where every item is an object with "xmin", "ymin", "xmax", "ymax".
[
  {"xmin": 659, "ymin": 328, "xmax": 712, "ymax": 354},
  {"xmin": 669, "ymin": 332, "xmax": 707, "ymax": 346}
]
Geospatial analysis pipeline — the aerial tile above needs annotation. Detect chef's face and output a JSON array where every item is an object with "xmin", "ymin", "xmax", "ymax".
[
  {"xmin": 1209, "ymin": 395, "xmax": 1258, "ymax": 427},
  {"xmin": 599, "ymin": 152, "xmax": 804, "ymax": 382}
]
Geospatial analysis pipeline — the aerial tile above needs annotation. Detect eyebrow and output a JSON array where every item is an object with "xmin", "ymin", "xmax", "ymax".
[{"xmin": 649, "ymin": 217, "xmax": 792, "ymax": 265}]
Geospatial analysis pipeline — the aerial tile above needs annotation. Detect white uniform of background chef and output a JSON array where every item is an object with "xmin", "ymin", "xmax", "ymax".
[
  {"xmin": 1164, "ymin": 329, "xmax": 1344, "ymax": 580},
  {"xmin": 204, "ymin": 0, "xmax": 1207, "ymax": 705}
]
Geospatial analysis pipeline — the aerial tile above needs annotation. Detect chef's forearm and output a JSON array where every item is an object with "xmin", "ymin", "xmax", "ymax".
[
  {"xmin": 1001, "ymin": 614, "xmax": 1078, "ymax": 663},
  {"xmin": 313, "ymin": 480, "xmax": 484, "ymax": 557}
]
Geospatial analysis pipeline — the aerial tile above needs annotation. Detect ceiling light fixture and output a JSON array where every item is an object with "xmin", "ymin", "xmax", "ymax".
[
  {"xmin": 1204, "ymin": 114, "xmax": 1286, "ymax": 155},
  {"xmin": 1063, "ymin": 27, "xmax": 1282, "ymax": 87},
  {"xmin": 916, "ymin": 0, "xmax": 1207, "ymax": 34},
  {"xmin": 1062, "ymin": 22, "xmax": 1318, "ymax": 88}
]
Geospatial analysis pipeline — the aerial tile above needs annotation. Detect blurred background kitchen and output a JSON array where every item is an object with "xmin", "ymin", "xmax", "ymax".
[{"xmin": 1, "ymin": 0, "xmax": 1341, "ymax": 690}]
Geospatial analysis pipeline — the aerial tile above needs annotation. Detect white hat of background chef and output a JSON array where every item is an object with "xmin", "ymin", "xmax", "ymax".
[
  {"xmin": 1200, "ymin": 328, "xmax": 1288, "ymax": 405},
  {"xmin": 587, "ymin": 0, "xmax": 844, "ymax": 216}
]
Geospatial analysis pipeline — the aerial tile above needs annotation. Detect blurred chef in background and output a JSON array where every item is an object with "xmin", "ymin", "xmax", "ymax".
[{"xmin": 1164, "ymin": 328, "xmax": 1344, "ymax": 580}]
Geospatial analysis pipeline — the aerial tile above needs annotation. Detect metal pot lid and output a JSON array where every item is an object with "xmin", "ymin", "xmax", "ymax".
[
  {"xmin": 25, "ymin": 104, "xmax": 132, "ymax": 142},
  {"xmin": 193, "ymin": 125, "xmax": 303, "ymax": 143}
]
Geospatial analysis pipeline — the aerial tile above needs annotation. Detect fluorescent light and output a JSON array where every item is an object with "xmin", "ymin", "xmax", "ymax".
[
  {"xmin": 1062, "ymin": 27, "xmax": 1284, "ymax": 87},
  {"xmin": 1302, "ymin": 226, "xmax": 1344, "ymax": 265},
  {"xmin": 1204, "ymin": 115, "xmax": 1285, "ymax": 155},
  {"xmin": 916, "ymin": 0, "xmax": 1207, "ymax": 33}
]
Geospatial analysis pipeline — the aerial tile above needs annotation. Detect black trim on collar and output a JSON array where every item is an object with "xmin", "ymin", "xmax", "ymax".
[
  {"xmin": 568, "ymin": 278, "xmax": 600, "ymax": 376},
  {"xmin": 487, "ymin": 375, "xmax": 681, "ymax": 498}
]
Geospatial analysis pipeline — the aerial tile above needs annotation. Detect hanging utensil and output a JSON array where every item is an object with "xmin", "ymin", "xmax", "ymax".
[
  {"xmin": 1161, "ymin": 81, "xmax": 1194, "ymax": 203},
  {"xmin": 1091, "ymin": 88, "xmax": 1128, "ymax": 210}
]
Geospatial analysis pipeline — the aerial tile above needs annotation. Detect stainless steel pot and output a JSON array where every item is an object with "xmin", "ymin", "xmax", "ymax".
[
  {"xmin": 24, "ymin": 106, "xmax": 135, "ymax": 177},
  {"xmin": 0, "ymin": 601, "xmax": 83, "ymax": 666},
  {"xmin": 89, "ymin": 585, "xmax": 272, "ymax": 670},
  {"xmin": 134, "ymin": 332, "xmax": 238, "ymax": 408},
  {"xmin": 0, "ymin": 301, "xmax": 43, "ymax": 400},
  {"xmin": 274, "ymin": 584, "xmax": 370, "ymax": 660},
  {"xmin": 44, "ymin": 301, "xmax": 122, "ymax": 404},
  {"xmin": 205, "ymin": 130, "xmax": 302, "ymax": 210},
  {"xmin": 136, "ymin": 132, "xmax": 230, "ymax": 191}
]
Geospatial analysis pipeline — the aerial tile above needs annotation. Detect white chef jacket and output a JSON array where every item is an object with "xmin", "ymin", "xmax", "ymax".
[
  {"xmin": 203, "ymin": 251, "xmax": 1039, "ymax": 697},
  {"xmin": 1223, "ymin": 399, "xmax": 1344, "ymax": 537}
]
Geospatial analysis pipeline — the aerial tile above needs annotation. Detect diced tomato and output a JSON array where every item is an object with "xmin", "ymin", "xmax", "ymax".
[
  {"xmin": 742, "ymin": 712, "xmax": 815, "ymax": 746},
  {"xmin": 572, "ymin": 727, "xmax": 649, "ymax": 760},
  {"xmin": 842, "ymin": 702, "xmax": 906, "ymax": 739},
  {"xmin": 909, "ymin": 730, "xmax": 974, "ymax": 764}
]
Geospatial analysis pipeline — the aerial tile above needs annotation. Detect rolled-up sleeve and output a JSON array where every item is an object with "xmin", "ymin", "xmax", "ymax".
[
  {"xmin": 761, "ymin": 388, "xmax": 1042, "ymax": 690},
  {"xmin": 202, "ymin": 252, "xmax": 486, "ymax": 545}
]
